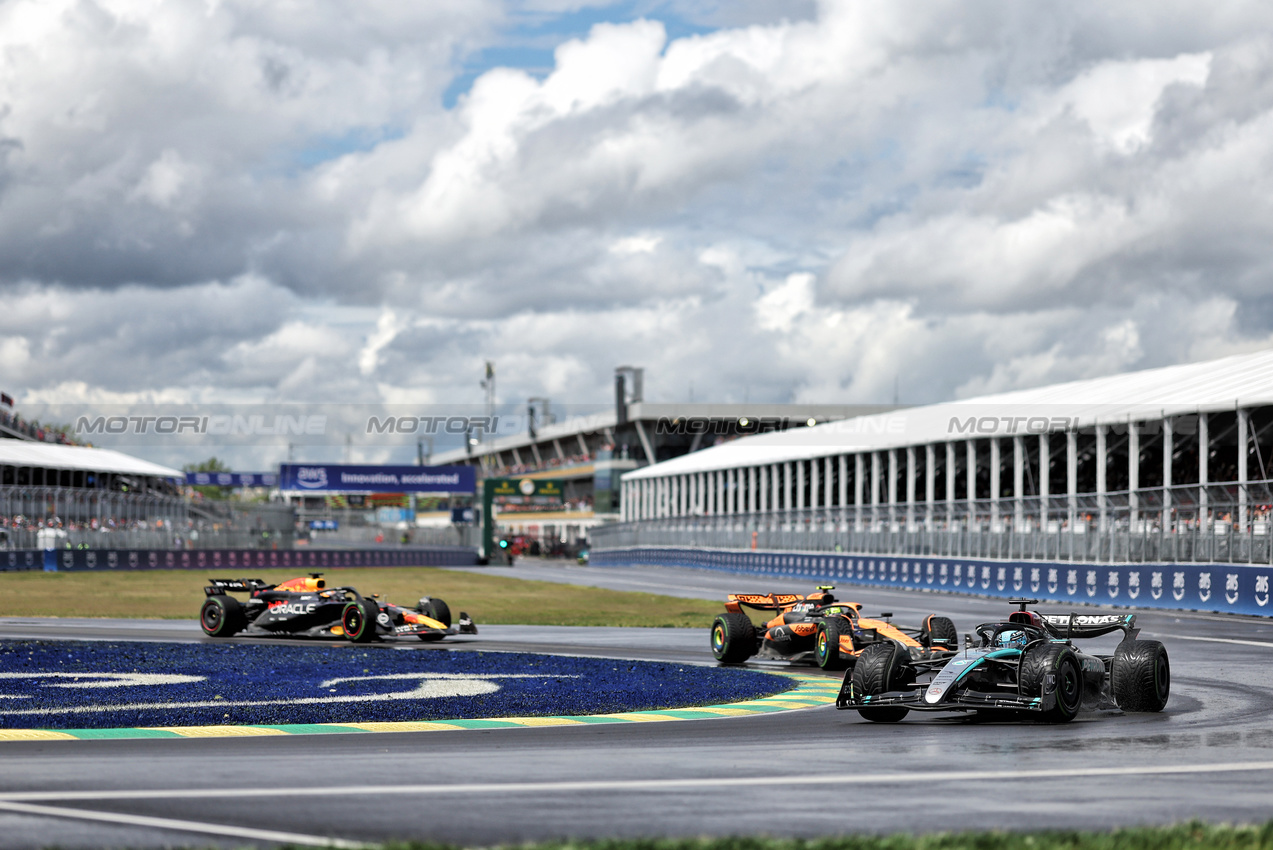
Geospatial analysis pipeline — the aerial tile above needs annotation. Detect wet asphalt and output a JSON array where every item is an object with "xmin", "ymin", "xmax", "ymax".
[{"xmin": 0, "ymin": 563, "xmax": 1271, "ymax": 848}]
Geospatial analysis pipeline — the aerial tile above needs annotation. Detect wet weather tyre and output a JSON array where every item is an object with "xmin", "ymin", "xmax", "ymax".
[
  {"xmin": 921, "ymin": 615, "xmax": 958, "ymax": 650},
  {"xmin": 816, "ymin": 620, "xmax": 849, "ymax": 671},
  {"xmin": 1112, "ymin": 640, "xmax": 1170, "ymax": 712},
  {"xmin": 200, "ymin": 595, "xmax": 244, "ymax": 637},
  {"xmin": 711, "ymin": 613, "xmax": 756, "ymax": 664},
  {"xmin": 423, "ymin": 598, "xmax": 452, "ymax": 628},
  {"xmin": 851, "ymin": 642, "xmax": 915, "ymax": 722},
  {"xmin": 1020, "ymin": 643, "xmax": 1083, "ymax": 722},
  {"xmin": 341, "ymin": 600, "xmax": 379, "ymax": 643}
]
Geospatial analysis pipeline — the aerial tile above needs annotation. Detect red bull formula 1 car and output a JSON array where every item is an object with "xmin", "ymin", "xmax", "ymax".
[
  {"xmin": 836, "ymin": 598, "xmax": 1170, "ymax": 723},
  {"xmin": 710, "ymin": 585, "xmax": 958, "ymax": 671},
  {"xmin": 199, "ymin": 573, "xmax": 477, "ymax": 643}
]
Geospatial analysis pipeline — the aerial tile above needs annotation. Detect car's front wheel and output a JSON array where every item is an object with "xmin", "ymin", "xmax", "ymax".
[
  {"xmin": 419, "ymin": 597, "xmax": 452, "ymax": 628},
  {"xmin": 1020, "ymin": 643, "xmax": 1083, "ymax": 722},
  {"xmin": 851, "ymin": 643, "xmax": 914, "ymax": 722},
  {"xmin": 920, "ymin": 615, "xmax": 958, "ymax": 651},
  {"xmin": 815, "ymin": 620, "xmax": 850, "ymax": 671}
]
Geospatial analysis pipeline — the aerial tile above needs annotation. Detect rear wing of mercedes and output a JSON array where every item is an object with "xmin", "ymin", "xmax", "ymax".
[{"xmin": 1041, "ymin": 613, "xmax": 1138, "ymax": 641}]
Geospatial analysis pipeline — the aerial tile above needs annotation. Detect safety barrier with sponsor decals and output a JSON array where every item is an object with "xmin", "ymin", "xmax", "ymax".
[
  {"xmin": 592, "ymin": 546, "xmax": 1273, "ymax": 616},
  {"xmin": 0, "ymin": 546, "xmax": 479, "ymax": 573}
]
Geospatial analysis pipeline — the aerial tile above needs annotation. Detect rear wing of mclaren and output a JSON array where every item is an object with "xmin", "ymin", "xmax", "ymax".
[{"xmin": 725, "ymin": 593, "xmax": 806, "ymax": 612}]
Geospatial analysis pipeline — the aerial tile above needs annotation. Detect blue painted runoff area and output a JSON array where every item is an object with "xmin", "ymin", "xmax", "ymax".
[
  {"xmin": 0, "ymin": 546, "xmax": 479, "ymax": 573},
  {"xmin": 0, "ymin": 640, "xmax": 793, "ymax": 730},
  {"xmin": 592, "ymin": 546, "xmax": 1273, "ymax": 617}
]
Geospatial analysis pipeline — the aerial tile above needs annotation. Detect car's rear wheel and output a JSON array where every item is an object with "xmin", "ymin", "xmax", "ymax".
[
  {"xmin": 1111, "ymin": 639, "xmax": 1170, "ymax": 712},
  {"xmin": 851, "ymin": 642, "xmax": 915, "ymax": 722},
  {"xmin": 921, "ymin": 615, "xmax": 958, "ymax": 650},
  {"xmin": 341, "ymin": 600, "xmax": 379, "ymax": 643},
  {"xmin": 200, "ymin": 595, "xmax": 244, "ymax": 637},
  {"xmin": 815, "ymin": 620, "xmax": 850, "ymax": 670},
  {"xmin": 1020, "ymin": 643, "xmax": 1083, "ymax": 722},
  {"xmin": 710, "ymin": 613, "xmax": 756, "ymax": 664}
]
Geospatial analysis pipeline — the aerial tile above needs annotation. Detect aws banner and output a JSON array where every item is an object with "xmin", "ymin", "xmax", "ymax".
[
  {"xmin": 592, "ymin": 546, "xmax": 1273, "ymax": 617},
  {"xmin": 278, "ymin": 463, "xmax": 476, "ymax": 493}
]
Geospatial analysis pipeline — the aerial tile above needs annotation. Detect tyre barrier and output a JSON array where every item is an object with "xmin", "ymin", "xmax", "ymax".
[
  {"xmin": 592, "ymin": 546, "xmax": 1273, "ymax": 617},
  {"xmin": 0, "ymin": 546, "xmax": 479, "ymax": 573},
  {"xmin": 0, "ymin": 640, "xmax": 812, "ymax": 740}
]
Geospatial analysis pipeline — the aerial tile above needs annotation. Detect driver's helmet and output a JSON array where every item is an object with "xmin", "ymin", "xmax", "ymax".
[{"xmin": 994, "ymin": 628, "xmax": 1029, "ymax": 649}]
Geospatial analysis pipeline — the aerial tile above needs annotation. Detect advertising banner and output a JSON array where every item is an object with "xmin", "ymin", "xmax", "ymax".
[
  {"xmin": 1, "ymin": 546, "xmax": 478, "ymax": 573},
  {"xmin": 278, "ymin": 464, "xmax": 476, "ymax": 494},
  {"xmin": 185, "ymin": 472, "xmax": 279, "ymax": 487}
]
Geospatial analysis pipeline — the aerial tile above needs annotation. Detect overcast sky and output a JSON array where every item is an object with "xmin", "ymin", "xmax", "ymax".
[{"xmin": 4, "ymin": 0, "xmax": 1273, "ymax": 467}]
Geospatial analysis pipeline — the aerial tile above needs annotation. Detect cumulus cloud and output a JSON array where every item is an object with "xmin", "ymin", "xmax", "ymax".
[{"xmin": 4, "ymin": 0, "xmax": 1273, "ymax": 467}]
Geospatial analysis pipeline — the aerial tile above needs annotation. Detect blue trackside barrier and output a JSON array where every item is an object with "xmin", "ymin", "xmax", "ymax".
[
  {"xmin": 591, "ymin": 546, "xmax": 1273, "ymax": 617},
  {"xmin": 2, "ymin": 546, "xmax": 479, "ymax": 573}
]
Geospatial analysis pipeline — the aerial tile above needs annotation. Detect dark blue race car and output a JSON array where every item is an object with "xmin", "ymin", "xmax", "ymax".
[
  {"xmin": 200, "ymin": 573, "xmax": 477, "ymax": 643},
  {"xmin": 836, "ymin": 598, "xmax": 1169, "ymax": 723}
]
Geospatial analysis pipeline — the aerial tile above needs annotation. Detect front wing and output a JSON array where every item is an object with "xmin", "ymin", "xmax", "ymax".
[{"xmin": 835, "ymin": 680, "xmax": 1055, "ymax": 714}]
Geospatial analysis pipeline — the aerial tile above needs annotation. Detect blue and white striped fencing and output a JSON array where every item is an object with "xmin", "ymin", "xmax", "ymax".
[{"xmin": 592, "ymin": 546, "xmax": 1273, "ymax": 616}]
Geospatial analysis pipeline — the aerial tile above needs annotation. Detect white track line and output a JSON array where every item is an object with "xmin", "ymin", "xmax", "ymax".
[
  {"xmin": 1167, "ymin": 635, "xmax": 1273, "ymax": 648},
  {"xmin": 6, "ymin": 760, "xmax": 1273, "ymax": 804},
  {"xmin": 0, "ymin": 800, "xmax": 373, "ymax": 849}
]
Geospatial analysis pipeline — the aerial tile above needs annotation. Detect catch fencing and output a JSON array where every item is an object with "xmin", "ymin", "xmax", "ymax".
[{"xmin": 591, "ymin": 482, "xmax": 1273, "ymax": 566}]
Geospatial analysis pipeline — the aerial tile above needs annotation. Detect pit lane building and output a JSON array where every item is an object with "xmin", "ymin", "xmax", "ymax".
[{"xmin": 602, "ymin": 349, "xmax": 1273, "ymax": 566}]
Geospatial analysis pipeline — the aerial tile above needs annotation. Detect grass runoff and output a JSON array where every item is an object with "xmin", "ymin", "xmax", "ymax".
[
  {"xmin": 0, "ymin": 566, "xmax": 726, "ymax": 627},
  {"xmin": 360, "ymin": 823, "xmax": 1273, "ymax": 850}
]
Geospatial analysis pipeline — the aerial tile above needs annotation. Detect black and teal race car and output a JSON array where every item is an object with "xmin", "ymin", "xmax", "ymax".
[
  {"xmin": 836, "ymin": 598, "xmax": 1169, "ymax": 723},
  {"xmin": 199, "ymin": 573, "xmax": 477, "ymax": 643}
]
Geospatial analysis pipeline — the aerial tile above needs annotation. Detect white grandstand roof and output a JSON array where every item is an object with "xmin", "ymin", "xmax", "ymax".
[
  {"xmin": 626, "ymin": 349, "xmax": 1273, "ymax": 481},
  {"xmin": 0, "ymin": 441, "xmax": 183, "ymax": 478}
]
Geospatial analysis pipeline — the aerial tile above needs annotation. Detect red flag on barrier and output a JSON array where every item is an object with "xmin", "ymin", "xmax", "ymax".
[{"xmin": 0, "ymin": 393, "xmax": 12, "ymax": 407}]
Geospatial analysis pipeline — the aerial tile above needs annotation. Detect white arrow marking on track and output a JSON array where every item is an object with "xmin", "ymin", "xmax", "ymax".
[{"xmin": 0, "ymin": 673, "xmax": 579, "ymax": 717}]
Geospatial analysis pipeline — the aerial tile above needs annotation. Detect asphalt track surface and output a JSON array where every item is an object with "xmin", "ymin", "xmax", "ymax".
[{"xmin": 2, "ymin": 562, "xmax": 1273, "ymax": 849}]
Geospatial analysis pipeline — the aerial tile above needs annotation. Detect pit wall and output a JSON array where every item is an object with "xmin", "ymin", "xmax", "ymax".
[
  {"xmin": 591, "ymin": 546, "xmax": 1273, "ymax": 616},
  {"xmin": 1, "ymin": 546, "xmax": 479, "ymax": 573}
]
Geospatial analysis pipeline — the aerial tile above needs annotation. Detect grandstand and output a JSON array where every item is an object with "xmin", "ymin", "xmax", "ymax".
[
  {"xmin": 0, "ymin": 441, "xmax": 188, "ymax": 550},
  {"xmin": 432, "ymin": 395, "xmax": 896, "ymax": 549},
  {"xmin": 597, "ymin": 349, "xmax": 1273, "ymax": 566}
]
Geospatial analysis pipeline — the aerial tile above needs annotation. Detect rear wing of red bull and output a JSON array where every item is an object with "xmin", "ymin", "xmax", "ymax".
[{"xmin": 205, "ymin": 578, "xmax": 270, "ymax": 595}]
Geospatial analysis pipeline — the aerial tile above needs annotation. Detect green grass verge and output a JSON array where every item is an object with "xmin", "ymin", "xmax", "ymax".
[
  {"xmin": 369, "ymin": 822, "xmax": 1273, "ymax": 850},
  {"xmin": 0, "ymin": 566, "xmax": 725, "ymax": 627}
]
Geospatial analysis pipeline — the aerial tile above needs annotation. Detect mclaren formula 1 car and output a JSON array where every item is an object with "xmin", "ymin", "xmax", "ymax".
[
  {"xmin": 836, "ymin": 598, "xmax": 1170, "ymax": 723},
  {"xmin": 199, "ymin": 573, "xmax": 477, "ymax": 642},
  {"xmin": 710, "ymin": 585, "xmax": 958, "ymax": 671}
]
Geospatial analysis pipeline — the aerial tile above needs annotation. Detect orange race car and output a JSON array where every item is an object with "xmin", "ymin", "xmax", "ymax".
[{"xmin": 710, "ymin": 585, "xmax": 957, "ymax": 671}]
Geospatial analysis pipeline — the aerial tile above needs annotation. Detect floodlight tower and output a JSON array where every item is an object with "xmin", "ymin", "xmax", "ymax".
[{"xmin": 479, "ymin": 361, "xmax": 496, "ymax": 441}]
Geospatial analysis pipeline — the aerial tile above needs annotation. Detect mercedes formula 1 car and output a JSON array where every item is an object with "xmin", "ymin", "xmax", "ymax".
[
  {"xmin": 836, "ymin": 598, "xmax": 1170, "ymax": 723},
  {"xmin": 199, "ymin": 573, "xmax": 477, "ymax": 642},
  {"xmin": 710, "ymin": 585, "xmax": 959, "ymax": 671}
]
